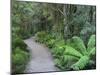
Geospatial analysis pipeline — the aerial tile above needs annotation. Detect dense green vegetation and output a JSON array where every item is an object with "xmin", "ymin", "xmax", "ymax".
[
  {"xmin": 12, "ymin": 0, "xmax": 96, "ymax": 73},
  {"xmin": 12, "ymin": 0, "xmax": 30, "ymax": 73},
  {"xmin": 35, "ymin": 32, "xmax": 96, "ymax": 70},
  {"xmin": 12, "ymin": 28, "xmax": 30, "ymax": 73}
]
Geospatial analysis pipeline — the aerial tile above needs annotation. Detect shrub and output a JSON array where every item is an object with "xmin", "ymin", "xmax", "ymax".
[
  {"xmin": 52, "ymin": 46, "xmax": 65, "ymax": 58},
  {"xmin": 12, "ymin": 47, "xmax": 29, "ymax": 73},
  {"xmin": 12, "ymin": 37, "xmax": 29, "ymax": 73},
  {"xmin": 45, "ymin": 39, "xmax": 56, "ymax": 48},
  {"xmin": 12, "ymin": 37, "xmax": 27, "ymax": 50},
  {"xmin": 34, "ymin": 31, "xmax": 56, "ymax": 48},
  {"xmin": 34, "ymin": 31, "xmax": 47, "ymax": 43}
]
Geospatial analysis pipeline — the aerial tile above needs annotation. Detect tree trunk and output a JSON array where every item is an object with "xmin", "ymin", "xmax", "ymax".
[{"xmin": 63, "ymin": 5, "xmax": 71, "ymax": 43}]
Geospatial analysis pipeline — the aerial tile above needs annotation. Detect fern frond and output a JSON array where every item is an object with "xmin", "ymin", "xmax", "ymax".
[
  {"xmin": 71, "ymin": 56, "xmax": 89, "ymax": 70},
  {"xmin": 51, "ymin": 46, "xmax": 65, "ymax": 58},
  {"xmin": 54, "ymin": 55, "xmax": 79, "ymax": 70},
  {"xmin": 89, "ymin": 47, "xmax": 96, "ymax": 56},
  {"xmin": 62, "ymin": 55, "xmax": 79, "ymax": 68},
  {"xmin": 63, "ymin": 55, "xmax": 79, "ymax": 62},
  {"xmin": 64, "ymin": 46, "xmax": 83, "ymax": 58},
  {"xmin": 87, "ymin": 35, "xmax": 96, "ymax": 52},
  {"xmin": 54, "ymin": 39, "xmax": 65, "ymax": 47},
  {"xmin": 54, "ymin": 58, "xmax": 61, "ymax": 66},
  {"xmin": 71, "ymin": 36, "xmax": 87, "ymax": 55}
]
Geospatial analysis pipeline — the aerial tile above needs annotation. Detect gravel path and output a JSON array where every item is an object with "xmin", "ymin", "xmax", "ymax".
[{"xmin": 24, "ymin": 37, "xmax": 58, "ymax": 73}]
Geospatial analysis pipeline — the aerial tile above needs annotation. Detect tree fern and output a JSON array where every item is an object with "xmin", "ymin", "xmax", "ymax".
[{"xmin": 60, "ymin": 35, "xmax": 96, "ymax": 70}]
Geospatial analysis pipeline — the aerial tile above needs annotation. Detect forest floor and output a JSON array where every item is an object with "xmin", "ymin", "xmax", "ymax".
[{"xmin": 24, "ymin": 37, "xmax": 59, "ymax": 73}]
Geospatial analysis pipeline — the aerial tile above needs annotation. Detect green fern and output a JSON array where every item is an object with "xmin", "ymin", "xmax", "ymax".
[
  {"xmin": 54, "ymin": 39, "xmax": 65, "ymax": 47},
  {"xmin": 63, "ymin": 55, "xmax": 79, "ymax": 63},
  {"xmin": 45, "ymin": 39, "xmax": 55, "ymax": 48},
  {"xmin": 35, "ymin": 32, "xmax": 96, "ymax": 71},
  {"xmin": 51, "ymin": 46, "xmax": 65, "ymax": 58},
  {"xmin": 54, "ymin": 54, "xmax": 79, "ymax": 70},
  {"xmin": 62, "ymin": 55, "xmax": 79, "ymax": 68},
  {"xmin": 64, "ymin": 46, "xmax": 83, "ymax": 58},
  {"xmin": 59, "ymin": 35, "xmax": 96, "ymax": 70},
  {"xmin": 71, "ymin": 36, "xmax": 87, "ymax": 55},
  {"xmin": 87, "ymin": 35, "xmax": 96, "ymax": 52},
  {"xmin": 71, "ymin": 56, "xmax": 89, "ymax": 70},
  {"xmin": 89, "ymin": 47, "xmax": 96, "ymax": 57},
  {"xmin": 34, "ymin": 31, "xmax": 47, "ymax": 43}
]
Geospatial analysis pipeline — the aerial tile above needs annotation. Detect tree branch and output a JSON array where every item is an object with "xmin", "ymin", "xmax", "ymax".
[{"xmin": 57, "ymin": 8, "xmax": 64, "ymax": 16}]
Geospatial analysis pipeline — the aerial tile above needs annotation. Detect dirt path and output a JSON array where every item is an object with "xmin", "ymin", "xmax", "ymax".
[{"xmin": 24, "ymin": 37, "xmax": 58, "ymax": 73}]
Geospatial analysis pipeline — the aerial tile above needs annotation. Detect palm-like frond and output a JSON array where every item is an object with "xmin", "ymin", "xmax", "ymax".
[
  {"xmin": 63, "ymin": 55, "xmax": 79, "ymax": 63},
  {"xmin": 71, "ymin": 36, "xmax": 87, "ymax": 55},
  {"xmin": 71, "ymin": 56, "xmax": 89, "ymax": 70},
  {"xmin": 89, "ymin": 47, "xmax": 96, "ymax": 57},
  {"xmin": 62, "ymin": 55, "xmax": 79, "ymax": 68},
  {"xmin": 87, "ymin": 35, "xmax": 96, "ymax": 52},
  {"xmin": 54, "ymin": 55, "xmax": 79, "ymax": 70},
  {"xmin": 64, "ymin": 46, "xmax": 83, "ymax": 58}
]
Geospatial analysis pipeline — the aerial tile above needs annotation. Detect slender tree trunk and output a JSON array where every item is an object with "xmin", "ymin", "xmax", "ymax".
[
  {"xmin": 63, "ymin": 5, "xmax": 71, "ymax": 43},
  {"xmin": 89, "ymin": 6, "xmax": 93, "ymax": 23}
]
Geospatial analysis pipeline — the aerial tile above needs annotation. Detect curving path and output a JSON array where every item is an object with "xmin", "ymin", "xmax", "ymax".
[{"xmin": 24, "ymin": 37, "xmax": 58, "ymax": 73}]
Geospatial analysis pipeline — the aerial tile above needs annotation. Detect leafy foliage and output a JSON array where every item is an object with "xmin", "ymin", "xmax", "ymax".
[
  {"xmin": 70, "ymin": 36, "xmax": 87, "ymax": 55},
  {"xmin": 12, "ymin": 1, "xmax": 96, "ymax": 72},
  {"xmin": 35, "ymin": 34, "xmax": 96, "ymax": 70},
  {"xmin": 34, "ymin": 28, "xmax": 96, "ymax": 71},
  {"xmin": 52, "ymin": 46, "xmax": 65, "ymax": 58},
  {"xmin": 12, "ymin": 37, "xmax": 27, "ymax": 50},
  {"xmin": 12, "ymin": 47, "xmax": 29, "ymax": 73},
  {"xmin": 71, "ymin": 56, "xmax": 89, "ymax": 70},
  {"xmin": 35, "ymin": 31, "xmax": 47, "ymax": 43},
  {"xmin": 12, "ymin": 31, "xmax": 30, "ymax": 73},
  {"xmin": 12, "ymin": 48, "xmax": 29, "ymax": 65},
  {"xmin": 89, "ymin": 47, "xmax": 96, "ymax": 56},
  {"xmin": 45, "ymin": 39, "xmax": 56, "ymax": 48},
  {"xmin": 64, "ymin": 46, "xmax": 83, "ymax": 58},
  {"xmin": 87, "ymin": 35, "xmax": 96, "ymax": 52},
  {"xmin": 62, "ymin": 35, "xmax": 96, "ymax": 70}
]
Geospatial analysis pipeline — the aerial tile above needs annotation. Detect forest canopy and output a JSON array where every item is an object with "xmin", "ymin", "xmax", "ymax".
[{"xmin": 12, "ymin": 1, "xmax": 96, "ymax": 40}]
